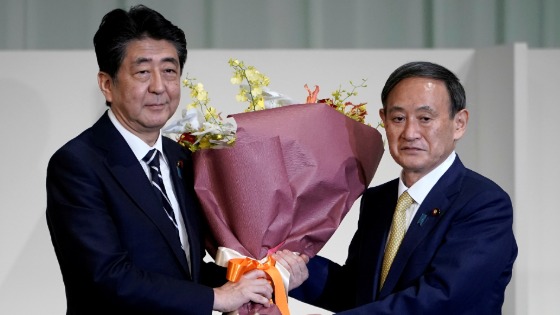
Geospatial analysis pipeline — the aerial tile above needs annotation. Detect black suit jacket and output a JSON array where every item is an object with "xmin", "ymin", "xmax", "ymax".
[
  {"xmin": 292, "ymin": 156, "xmax": 518, "ymax": 314},
  {"xmin": 46, "ymin": 112, "xmax": 225, "ymax": 315}
]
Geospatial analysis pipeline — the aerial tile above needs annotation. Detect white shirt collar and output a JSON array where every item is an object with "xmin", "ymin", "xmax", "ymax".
[
  {"xmin": 107, "ymin": 109, "xmax": 164, "ymax": 162},
  {"xmin": 398, "ymin": 151, "xmax": 456, "ymax": 206}
]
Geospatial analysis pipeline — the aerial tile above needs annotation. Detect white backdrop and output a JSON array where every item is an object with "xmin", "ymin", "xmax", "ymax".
[{"xmin": 1, "ymin": 45, "xmax": 558, "ymax": 314}]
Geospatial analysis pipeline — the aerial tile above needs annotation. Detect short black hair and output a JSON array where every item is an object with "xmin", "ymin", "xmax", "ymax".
[
  {"xmin": 381, "ymin": 61, "xmax": 466, "ymax": 117},
  {"xmin": 93, "ymin": 4, "xmax": 187, "ymax": 80}
]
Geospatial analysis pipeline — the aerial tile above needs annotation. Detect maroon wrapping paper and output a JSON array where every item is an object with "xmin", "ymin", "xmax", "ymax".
[{"xmin": 193, "ymin": 103, "xmax": 384, "ymax": 260}]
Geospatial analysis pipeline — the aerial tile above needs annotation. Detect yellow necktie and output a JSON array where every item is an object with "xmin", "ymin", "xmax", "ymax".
[{"xmin": 380, "ymin": 191, "xmax": 414, "ymax": 289}]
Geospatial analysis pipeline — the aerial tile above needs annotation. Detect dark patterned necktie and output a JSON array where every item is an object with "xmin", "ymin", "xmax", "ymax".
[{"xmin": 142, "ymin": 149, "xmax": 178, "ymax": 230}]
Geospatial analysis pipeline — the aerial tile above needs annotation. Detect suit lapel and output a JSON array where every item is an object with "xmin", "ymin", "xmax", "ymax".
[
  {"xmin": 357, "ymin": 180, "xmax": 398, "ymax": 302},
  {"xmin": 378, "ymin": 158, "xmax": 465, "ymax": 297},
  {"xmin": 92, "ymin": 113, "xmax": 191, "ymax": 276},
  {"xmin": 163, "ymin": 139, "xmax": 201, "ymax": 282}
]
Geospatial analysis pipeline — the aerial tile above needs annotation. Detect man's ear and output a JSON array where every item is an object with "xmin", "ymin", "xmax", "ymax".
[
  {"xmin": 97, "ymin": 72, "xmax": 113, "ymax": 104},
  {"xmin": 453, "ymin": 109, "xmax": 469, "ymax": 141},
  {"xmin": 379, "ymin": 108, "xmax": 386, "ymax": 125}
]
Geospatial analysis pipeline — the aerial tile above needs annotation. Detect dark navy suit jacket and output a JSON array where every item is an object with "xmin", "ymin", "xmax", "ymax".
[
  {"xmin": 292, "ymin": 156, "xmax": 517, "ymax": 314},
  {"xmin": 46, "ymin": 112, "xmax": 225, "ymax": 314}
]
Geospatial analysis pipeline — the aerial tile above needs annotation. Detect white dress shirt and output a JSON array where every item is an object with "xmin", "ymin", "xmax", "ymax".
[{"xmin": 397, "ymin": 151, "xmax": 456, "ymax": 231}]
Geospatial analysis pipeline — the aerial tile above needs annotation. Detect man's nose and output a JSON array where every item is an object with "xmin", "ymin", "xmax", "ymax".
[
  {"xmin": 402, "ymin": 119, "xmax": 420, "ymax": 140},
  {"xmin": 149, "ymin": 72, "xmax": 165, "ymax": 94}
]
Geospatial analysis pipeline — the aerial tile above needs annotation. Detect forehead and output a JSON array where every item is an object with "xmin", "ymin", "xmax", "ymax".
[
  {"xmin": 386, "ymin": 77, "xmax": 450, "ymax": 111},
  {"xmin": 122, "ymin": 38, "xmax": 179, "ymax": 63}
]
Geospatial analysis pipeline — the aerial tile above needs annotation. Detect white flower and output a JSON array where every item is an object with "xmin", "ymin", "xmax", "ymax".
[
  {"xmin": 262, "ymin": 87, "xmax": 295, "ymax": 109},
  {"xmin": 183, "ymin": 107, "xmax": 205, "ymax": 130},
  {"xmin": 162, "ymin": 107, "xmax": 204, "ymax": 134}
]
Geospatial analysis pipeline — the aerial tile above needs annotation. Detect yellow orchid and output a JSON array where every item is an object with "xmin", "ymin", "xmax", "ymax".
[
  {"xmin": 250, "ymin": 86, "xmax": 263, "ymax": 97},
  {"xmin": 198, "ymin": 137, "xmax": 211, "ymax": 149},
  {"xmin": 205, "ymin": 106, "xmax": 219, "ymax": 121},
  {"xmin": 229, "ymin": 58, "xmax": 270, "ymax": 112},
  {"xmin": 236, "ymin": 90, "xmax": 248, "ymax": 102},
  {"xmin": 230, "ymin": 73, "xmax": 243, "ymax": 85}
]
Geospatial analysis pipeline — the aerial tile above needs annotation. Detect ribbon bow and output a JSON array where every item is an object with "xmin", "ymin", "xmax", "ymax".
[{"xmin": 215, "ymin": 247, "xmax": 290, "ymax": 315}]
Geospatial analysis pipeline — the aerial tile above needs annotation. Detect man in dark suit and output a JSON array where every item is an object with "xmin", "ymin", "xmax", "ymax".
[
  {"xmin": 46, "ymin": 5, "xmax": 272, "ymax": 314},
  {"xmin": 276, "ymin": 61, "xmax": 518, "ymax": 314}
]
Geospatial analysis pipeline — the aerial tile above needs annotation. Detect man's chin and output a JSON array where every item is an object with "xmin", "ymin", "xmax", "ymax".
[
  {"xmin": 397, "ymin": 158, "xmax": 427, "ymax": 172},
  {"xmin": 146, "ymin": 113, "xmax": 173, "ymax": 127}
]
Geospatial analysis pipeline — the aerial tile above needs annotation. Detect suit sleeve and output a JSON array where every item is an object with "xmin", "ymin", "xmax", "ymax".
[
  {"xmin": 46, "ymin": 146, "xmax": 216, "ymax": 315},
  {"xmin": 290, "ymin": 196, "xmax": 370, "ymax": 312}
]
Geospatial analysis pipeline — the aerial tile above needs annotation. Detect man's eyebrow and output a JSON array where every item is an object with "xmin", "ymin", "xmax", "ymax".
[
  {"xmin": 161, "ymin": 57, "xmax": 179, "ymax": 67},
  {"xmin": 386, "ymin": 105, "xmax": 437, "ymax": 114},
  {"xmin": 387, "ymin": 105, "xmax": 405, "ymax": 113},
  {"xmin": 132, "ymin": 57, "xmax": 179, "ymax": 67},
  {"xmin": 416, "ymin": 105, "xmax": 437, "ymax": 114},
  {"xmin": 133, "ymin": 57, "xmax": 152, "ymax": 65}
]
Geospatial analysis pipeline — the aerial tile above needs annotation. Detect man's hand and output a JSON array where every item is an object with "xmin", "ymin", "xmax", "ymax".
[
  {"xmin": 213, "ymin": 269, "xmax": 273, "ymax": 312},
  {"xmin": 273, "ymin": 250, "xmax": 310, "ymax": 291}
]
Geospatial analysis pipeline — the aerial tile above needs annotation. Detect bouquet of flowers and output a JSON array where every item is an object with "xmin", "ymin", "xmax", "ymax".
[{"xmin": 164, "ymin": 59, "xmax": 384, "ymax": 315}]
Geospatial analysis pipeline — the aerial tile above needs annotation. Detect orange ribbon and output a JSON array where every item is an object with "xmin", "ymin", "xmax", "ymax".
[{"xmin": 226, "ymin": 256, "xmax": 290, "ymax": 315}]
